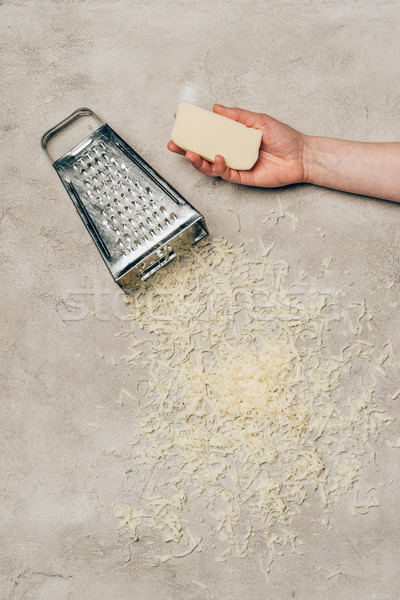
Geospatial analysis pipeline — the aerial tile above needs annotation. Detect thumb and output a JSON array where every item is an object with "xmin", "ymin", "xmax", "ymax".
[{"xmin": 213, "ymin": 104, "xmax": 262, "ymax": 128}]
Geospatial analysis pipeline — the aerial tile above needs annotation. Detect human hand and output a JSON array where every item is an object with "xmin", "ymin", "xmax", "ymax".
[{"xmin": 167, "ymin": 104, "xmax": 307, "ymax": 187}]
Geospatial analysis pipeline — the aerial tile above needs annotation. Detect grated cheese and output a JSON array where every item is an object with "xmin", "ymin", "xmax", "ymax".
[
  {"xmin": 326, "ymin": 569, "xmax": 342, "ymax": 580},
  {"xmin": 227, "ymin": 208, "xmax": 241, "ymax": 232},
  {"xmin": 322, "ymin": 257, "xmax": 333, "ymax": 270},
  {"xmin": 286, "ymin": 212, "xmax": 300, "ymax": 232},
  {"xmin": 352, "ymin": 488, "xmax": 381, "ymax": 515},
  {"xmin": 192, "ymin": 580, "xmax": 208, "ymax": 589},
  {"xmin": 114, "ymin": 234, "xmax": 397, "ymax": 577}
]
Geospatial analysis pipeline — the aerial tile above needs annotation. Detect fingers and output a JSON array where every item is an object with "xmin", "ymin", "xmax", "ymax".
[
  {"xmin": 167, "ymin": 143, "xmax": 239, "ymax": 182},
  {"xmin": 186, "ymin": 151, "xmax": 217, "ymax": 176},
  {"xmin": 187, "ymin": 152, "xmax": 241, "ymax": 184},
  {"xmin": 168, "ymin": 141, "xmax": 220, "ymax": 174},
  {"xmin": 186, "ymin": 151, "xmax": 224, "ymax": 177},
  {"xmin": 213, "ymin": 103, "xmax": 262, "ymax": 128},
  {"xmin": 168, "ymin": 144, "xmax": 243, "ymax": 184},
  {"xmin": 167, "ymin": 140, "xmax": 186, "ymax": 155},
  {"xmin": 213, "ymin": 154, "xmax": 230, "ymax": 178}
]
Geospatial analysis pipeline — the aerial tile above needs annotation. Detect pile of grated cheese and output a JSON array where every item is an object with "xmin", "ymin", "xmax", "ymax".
[{"xmin": 116, "ymin": 235, "xmax": 396, "ymax": 575}]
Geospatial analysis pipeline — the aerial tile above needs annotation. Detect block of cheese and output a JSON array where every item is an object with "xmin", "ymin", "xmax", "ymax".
[{"xmin": 171, "ymin": 101, "xmax": 262, "ymax": 170}]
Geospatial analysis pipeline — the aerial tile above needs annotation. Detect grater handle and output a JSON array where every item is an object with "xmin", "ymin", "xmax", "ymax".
[{"xmin": 41, "ymin": 107, "xmax": 104, "ymax": 164}]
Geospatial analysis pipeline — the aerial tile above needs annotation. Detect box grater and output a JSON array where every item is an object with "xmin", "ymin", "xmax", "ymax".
[{"xmin": 41, "ymin": 107, "xmax": 208, "ymax": 292}]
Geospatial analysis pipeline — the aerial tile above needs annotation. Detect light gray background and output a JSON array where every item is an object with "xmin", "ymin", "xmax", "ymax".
[{"xmin": 1, "ymin": 1, "xmax": 400, "ymax": 598}]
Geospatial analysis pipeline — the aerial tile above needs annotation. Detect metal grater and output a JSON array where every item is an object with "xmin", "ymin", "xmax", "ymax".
[{"xmin": 41, "ymin": 107, "xmax": 208, "ymax": 292}]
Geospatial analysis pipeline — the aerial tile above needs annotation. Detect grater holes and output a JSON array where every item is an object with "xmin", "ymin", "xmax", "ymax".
[{"xmin": 69, "ymin": 139, "xmax": 193, "ymax": 263}]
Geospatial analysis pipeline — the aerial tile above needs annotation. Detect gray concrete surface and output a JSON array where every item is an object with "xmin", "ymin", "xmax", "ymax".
[{"xmin": 1, "ymin": 0, "xmax": 400, "ymax": 598}]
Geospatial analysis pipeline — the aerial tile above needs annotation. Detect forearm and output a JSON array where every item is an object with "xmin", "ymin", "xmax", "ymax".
[{"xmin": 303, "ymin": 136, "xmax": 400, "ymax": 202}]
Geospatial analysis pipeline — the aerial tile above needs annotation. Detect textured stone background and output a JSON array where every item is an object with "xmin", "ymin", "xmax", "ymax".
[{"xmin": 1, "ymin": 1, "xmax": 400, "ymax": 598}]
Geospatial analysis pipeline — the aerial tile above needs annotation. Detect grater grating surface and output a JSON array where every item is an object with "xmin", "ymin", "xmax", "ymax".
[{"xmin": 41, "ymin": 108, "xmax": 208, "ymax": 292}]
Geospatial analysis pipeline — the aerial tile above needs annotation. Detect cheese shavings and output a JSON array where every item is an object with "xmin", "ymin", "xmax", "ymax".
[
  {"xmin": 116, "ymin": 237, "xmax": 397, "ymax": 575},
  {"xmin": 326, "ymin": 569, "xmax": 342, "ymax": 580}
]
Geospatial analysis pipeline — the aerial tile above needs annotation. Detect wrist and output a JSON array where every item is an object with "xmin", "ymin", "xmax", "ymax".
[
  {"xmin": 301, "ymin": 134, "xmax": 319, "ymax": 184},
  {"xmin": 301, "ymin": 135, "xmax": 349, "ymax": 187}
]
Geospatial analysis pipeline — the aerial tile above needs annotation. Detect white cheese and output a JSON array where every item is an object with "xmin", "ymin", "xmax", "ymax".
[{"xmin": 171, "ymin": 101, "xmax": 262, "ymax": 170}]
